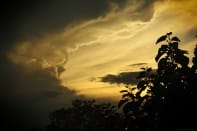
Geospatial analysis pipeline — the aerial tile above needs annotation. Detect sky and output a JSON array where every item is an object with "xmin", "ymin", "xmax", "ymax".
[{"xmin": 0, "ymin": 0, "xmax": 197, "ymax": 129}]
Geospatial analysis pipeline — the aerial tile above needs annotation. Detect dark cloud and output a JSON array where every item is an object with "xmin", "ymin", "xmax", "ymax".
[
  {"xmin": 1, "ymin": 1, "xmax": 127, "ymax": 129},
  {"xmin": 0, "ymin": 56, "xmax": 81, "ymax": 130},
  {"xmin": 100, "ymin": 71, "xmax": 140, "ymax": 85},
  {"xmin": 0, "ymin": 0, "xmax": 129, "ymax": 52},
  {"xmin": 0, "ymin": 1, "xmax": 159, "ymax": 129},
  {"xmin": 0, "ymin": 0, "xmax": 158, "ymax": 53}
]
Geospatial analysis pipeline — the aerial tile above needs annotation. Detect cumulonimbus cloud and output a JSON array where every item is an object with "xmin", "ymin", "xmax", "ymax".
[
  {"xmin": 4, "ymin": 0, "xmax": 158, "ymax": 81},
  {"xmin": 0, "ymin": 56, "xmax": 82, "ymax": 129},
  {"xmin": 0, "ymin": 0, "xmax": 163, "ymax": 129}
]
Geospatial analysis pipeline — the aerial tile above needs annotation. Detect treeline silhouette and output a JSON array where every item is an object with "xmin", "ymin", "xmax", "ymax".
[
  {"xmin": 40, "ymin": 33, "xmax": 197, "ymax": 131},
  {"xmin": 46, "ymin": 100, "xmax": 124, "ymax": 131}
]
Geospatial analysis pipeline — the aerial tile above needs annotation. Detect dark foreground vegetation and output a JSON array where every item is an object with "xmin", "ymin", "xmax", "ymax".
[
  {"xmin": 45, "ymin": 33, "xmax": 197, "ymax": 131},
  {"xmin": 4, "ymin": 33, "xmax": 197, "ymax": 131}
]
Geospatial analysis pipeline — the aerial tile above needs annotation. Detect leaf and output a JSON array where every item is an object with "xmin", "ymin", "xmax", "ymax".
[
  {"xmin": 155, "ymin": 45, "xmax": 168, "ymax": 62},
  {"xmin": 137, "ymin": 81, "xmax": 147, "ymax": 90},
  {"xmin": 147, "ymin": 89, "xmax": 152, "ymax": 94},
  {"xmin": 128, "ymin": 92, "xmax": 135, "ymax": 99},
  {"xmin": 136, "ymin": 90, "xmax": 142, "ymax": 97},
  {"xmin": 166, "ymin": 32, "xmax": 172, "ymax": 35},
  {"xmin": 158, "ymin": 58, "xmax": 167, "ymax": 69},
  {"xmin": 123, "ymin": 102, "xmax": 134, "ymax": 116},
  {"xmin": 171, "ymin": 36, "xmax": 180, "ymax": 42},
  {"xmin": 170, "ymin": 42, "xmax": 178, "ymax": 50},
  {"xmin": 156, "ymin": 35, "xmax": 167, "ymax": 44},
  {"xmin": 131, "ymin": 87, "xmax": 136, "ymax": 91},
  {"xmin": 147, "ymin": 68, "xmax": 152, "ymax": 72},
  {"xmin": 174, "ymin": 54, "xmax": 189, "ymax": 67},
  {"xmin": 179, "ymin": 49, "xmax": 188, "ymax": 54},
  {"xmin": 120, "ymin": 90, "xmax": 128, "ymax": 93},
  {"xmin": 118, "ymin": 99, "xmax": 129, "ymax": 108},
  {"xmin": 122, "ymin": 93, "xmax": 129, "ymax": 98}
]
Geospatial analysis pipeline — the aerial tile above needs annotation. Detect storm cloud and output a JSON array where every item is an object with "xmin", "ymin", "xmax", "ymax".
[
  {"xmin": 0, "ymin": 0, "xmax": 127, "ymax": 51},
  {"xmin": 0, "ymin": 55, "xmax": 81, "ymax": 130},
  {"xmin": 0, "ymin": 0, "xmax": 158, "ymax": 52},
  {"xmin": 0, "ymin": 0, "xmax": 163, "ymax": 129}
]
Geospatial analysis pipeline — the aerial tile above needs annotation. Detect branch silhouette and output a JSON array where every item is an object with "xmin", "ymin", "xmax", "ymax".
[{"xmin": 119, "ymin": 32, "xmax": 197, "ymax": 130}]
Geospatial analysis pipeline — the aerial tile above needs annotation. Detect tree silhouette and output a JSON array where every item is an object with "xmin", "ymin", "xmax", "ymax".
[
  {"xmin": 153, "ymin": 32, "xmax": 191, "ymax": 129},
  {"xmin": 45, "ymin": 32, "xmax": 197, "ymax": 131},
  {"xmin": 118, "ymin": 67, "xmax": 156, "ymax": 130},
  {"xmin": 119, "ymin": 32, "xmax": 197, "ymax": 130},
  {"xmin": 189, "ymin": 42, "xmax": 197, "ymax": 128},
  {"xmin": 46, "ymin": 99, "xmax": 124, "ymax": 131}
]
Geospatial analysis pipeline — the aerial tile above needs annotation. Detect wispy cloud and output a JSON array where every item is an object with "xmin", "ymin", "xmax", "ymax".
[{"xmin": 1, "ymin": 0, "xmax": 197, "ymax": 128}]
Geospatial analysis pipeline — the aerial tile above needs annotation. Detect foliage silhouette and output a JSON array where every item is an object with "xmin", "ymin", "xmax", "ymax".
[
  {"xmin": 45, "ymin": 32, "xmax": 197, "ymax": 131},
  {"xmin": 119, "ymin": 32, "xmax": 197, "ymax": 130},
  {"xmin": 46, "ymin": 99, "xmax": 124, "ymax": 131}
]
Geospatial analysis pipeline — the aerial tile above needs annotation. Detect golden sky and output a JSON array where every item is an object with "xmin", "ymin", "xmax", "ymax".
[
  {"xmin": 7, "ymin": 0, "xmax": 197, "ymax": 101},
  {"xmin": 1, "ymin": 0, "xmax": 197, "ymax": 127}
]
